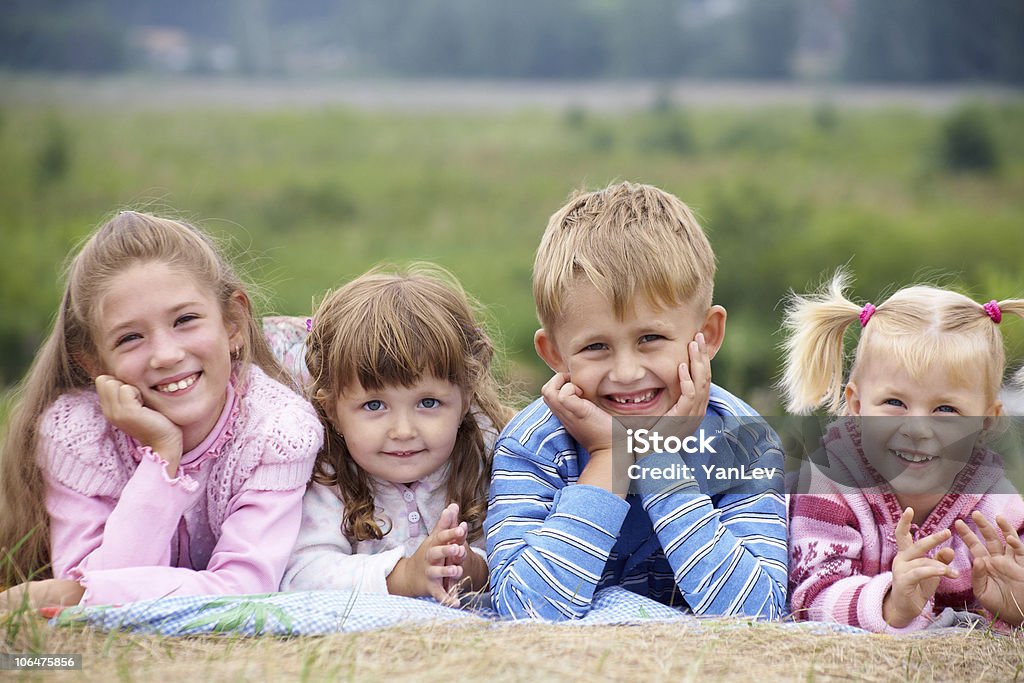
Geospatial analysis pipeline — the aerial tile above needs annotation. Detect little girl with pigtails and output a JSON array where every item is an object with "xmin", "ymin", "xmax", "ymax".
[
  {"xmin": 0, "ymin": 211, "xmax": 323, "ymax": 610},
  {"xmin": 268, "ymin": 265, "xmax": 513, "ymax": 604},
  {"xmin": 782, "ymin": 271, "xmax": 1024, "ymax": 632}
]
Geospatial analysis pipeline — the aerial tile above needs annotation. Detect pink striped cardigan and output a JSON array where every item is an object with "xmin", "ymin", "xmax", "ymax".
[{"xmin": 789, "ymin": 419, "xmax": 1024, "ymax": 633}]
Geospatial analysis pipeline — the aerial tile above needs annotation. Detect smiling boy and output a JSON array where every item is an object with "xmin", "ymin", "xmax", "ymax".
[{"xmin": 485, "ymin": 181, "xmax": 787, "ymax": 620}]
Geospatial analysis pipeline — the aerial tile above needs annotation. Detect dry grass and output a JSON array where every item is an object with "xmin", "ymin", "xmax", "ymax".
[{"xmin": 4, "ymin": 610, "xmax": 1024, "ymax": 682}]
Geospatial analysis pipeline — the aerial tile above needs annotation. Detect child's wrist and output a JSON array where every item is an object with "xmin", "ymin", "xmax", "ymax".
[
  {"xmin": 385, "ymin": 557, "xmax": 411, "ymax": 596},
  {"xmin": 881, "ymin": 590, "xmax": 919, "ymax": 629}
]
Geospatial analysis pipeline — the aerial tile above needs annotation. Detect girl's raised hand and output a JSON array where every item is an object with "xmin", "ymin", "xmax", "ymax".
[
  {"xmin": 440, "ymin": 504, "xmax": 489, "ymax": 596},
  {"xmin": 955, "ymin": 512, "xmax": 1024, "ymax": 625},
  {"xmin": 883, "ymin": 507, "xmax": 958, "ymax": 628},
  {"xmin": 386, "ymin": 503, "xmax": 466, "ymax": 605},
  {"xmin": 95, "ymin": 375, "xmax": 183, "ymax": 475}
]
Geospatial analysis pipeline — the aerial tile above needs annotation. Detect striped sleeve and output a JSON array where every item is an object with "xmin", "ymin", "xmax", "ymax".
[
  {"xmin": 641, "ymin": 418, "xmax": 788, "ymax": 619},
  {"xmin": 485, "ymin": 400, "xmax": 630, "ymax": 620}
]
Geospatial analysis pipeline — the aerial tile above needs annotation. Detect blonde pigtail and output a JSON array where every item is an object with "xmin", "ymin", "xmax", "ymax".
[
  {"xmin": 780, "ymin": 271, "xmax": 865, "ymax": 415},
  {"xmin": 992, "ymin": 299, "xmax": 1024, "ymax": 392}
]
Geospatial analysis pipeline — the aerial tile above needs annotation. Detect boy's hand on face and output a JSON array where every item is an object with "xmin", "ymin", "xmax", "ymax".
[
  {"xmin": 541, "ymin": 372, "xmax": 614, "ymax": 459},
  {"xmin": 654, "ymin": 332, "xmax": 712, "ymax": 439},
  {"xmin": 883, "ymin": 507, "xmax": 958, "ymax": 628},
  {"xmin": 956, "ymin": 512, "xmax": 1024, "ymax": 625},
  {"xmin": 95, "ymin": 375, "xmax": 184, "ymax": 476}
]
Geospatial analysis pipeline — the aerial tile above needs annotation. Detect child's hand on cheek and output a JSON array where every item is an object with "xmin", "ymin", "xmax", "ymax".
[
  {"xmin": 386, "ymin": 503, "xmax": 465, "ymax": 605},
  {"xmin": 883, "ymin": 508, "xmax": 958, "ymax": 628},
  {"xmin": 96, "ymin": 375, "xmax": 183, "ymax": 475},
  {"xmin": 541, "ymin": 372, "xmax": 613, "ymax": 458},
  {"xmin": 655, "ymin": 332, "xmax": 712, "ymax": 440},
  {"xmin": 955, "ymin": 512, "xmax": 1024, "ymax": 625}
]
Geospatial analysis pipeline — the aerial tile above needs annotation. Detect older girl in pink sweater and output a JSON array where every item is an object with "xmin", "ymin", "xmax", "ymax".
[
  {"xmin": 781, "ymin": 271, "xmax": 1024, "ymax": 632},
  {"xmin": 0, "ymin": 212, "xmax": 322, "ymax": 610}
]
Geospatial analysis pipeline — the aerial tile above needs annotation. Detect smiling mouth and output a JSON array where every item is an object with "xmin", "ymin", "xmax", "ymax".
[
  {"xmin": 893, "ymin": 449, "xmax": 937, "ymax": 464},
  {"xmin": 606, "ymin": 389, "xmax": 660, "ymax": 405},
  {"xmin": 384, "ymin": 450, "xmax": 423, "ymax": 458},
  {"xmin": 155, "ymin": 372, "xmax": 200, "ymax": 394}
]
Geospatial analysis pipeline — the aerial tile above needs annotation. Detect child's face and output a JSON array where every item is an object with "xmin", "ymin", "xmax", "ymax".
[
  {"xmin": 90, "ymin": 262, "xmax": 243, "ymax": 452},
  {"xmin": 332, "ymin": 377, "xmax": 465, "ymax": 485},
  {"xmin": 845, "ymin": 354, "xmax": 1001, "ymax": 505},
  {"xmin": 535, "ymin": 279, "xmax": 725, "ymax": 418}
]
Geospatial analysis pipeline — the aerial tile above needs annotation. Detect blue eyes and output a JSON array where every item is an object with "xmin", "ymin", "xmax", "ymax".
[
  {"xmin": 883, "ymin": 398, "xmax": 960, "ymax": 414},
  {"xmin": 361, "ymin": 398, "xmax": 441, "ymax": 411},
  {"xmin": 639, "ymin": 334, "xmax": 664, "ymax": 344},
  {"xmin": 582, "ymin": 343, "xmax": 607, "ymax": 352}
]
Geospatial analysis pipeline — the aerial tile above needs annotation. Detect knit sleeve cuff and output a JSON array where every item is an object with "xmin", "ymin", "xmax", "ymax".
[{"xmin": 137, "ymin": 447, "xmax": 199, "ymax": 493}]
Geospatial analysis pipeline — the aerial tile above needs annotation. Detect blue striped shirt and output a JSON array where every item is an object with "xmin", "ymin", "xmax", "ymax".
[{"xmin": 486, "ymin": 384, "xmax": 787, "ymax": 620}]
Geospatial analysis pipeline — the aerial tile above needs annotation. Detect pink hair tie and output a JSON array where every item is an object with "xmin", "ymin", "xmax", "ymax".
[
  {"xmin": 859, "ymin": 303, "xmax": 876, "ymax": 327},
  {"xmin": 305, "ymin": 318, "xmax": 314, "ymax": 332},
  {"xmin": 983, "ymin": 300, "xmax": 1002, "ymax": 324}
]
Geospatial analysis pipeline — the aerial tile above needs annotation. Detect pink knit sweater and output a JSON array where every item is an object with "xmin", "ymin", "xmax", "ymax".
[
  {"xmin": 789, "ymin": 419, "xmax": 1024, "ymax": 633},
  {"xmin": 38, "ymin": 365, "xmax": 323, "ymax": 606}
]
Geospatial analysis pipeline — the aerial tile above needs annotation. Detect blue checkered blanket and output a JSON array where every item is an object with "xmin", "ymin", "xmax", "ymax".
[{"xmin": 53, "ymin": 586, "xmax": 868, "ymax": 636}]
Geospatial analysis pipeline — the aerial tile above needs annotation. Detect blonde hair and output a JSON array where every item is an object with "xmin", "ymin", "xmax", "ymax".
[
  {"xmin": 780, "ymin": 270, "xmax": 1024, "ymax": 415},
  {"xmin": 533, "ymin": 181, "xmax": 716, "ymax": 329},
  {"xmin": 0, "ymin": 211, "xmax": 291, "ymax": 584},
  {"xmin": 305, "ymin": 264, "xmax": 514, "ymax": 543}
]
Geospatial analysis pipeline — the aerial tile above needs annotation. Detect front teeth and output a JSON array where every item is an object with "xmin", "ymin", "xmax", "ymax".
[
  {"xmin": 158, "ymin": 374, "xmax": 197, "ymax": 393},
  {"xmin": 894, "ymin": 450, "xmax": 935, "ymax": 463},
  {"xmin": 611, "ymin": 390, "xmax": 656, "ymax": 404}
]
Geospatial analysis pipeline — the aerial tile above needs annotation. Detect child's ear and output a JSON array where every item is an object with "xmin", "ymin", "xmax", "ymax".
[
  {"xmin": 983, "ymin": 400, "xmax": 1004, "ymax": 431},
  {"xmin": 534, "ymin": 328, "xmax": 568, "ymax": 373},
  {"xmin": 699, "ymin": 305, "xmax": 727, "ymax": 360},
  {"xmin": 225, "ymin": 290, "xmax": 250, "ymax": 350},
  {"xmin": 844, "ymin": 382, "xmax": 862, "ymax": 415}
]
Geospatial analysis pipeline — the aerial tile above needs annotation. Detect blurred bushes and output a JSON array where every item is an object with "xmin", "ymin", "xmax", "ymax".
[
  {"xmin": 940, "ymin": 105, "xmax": 1001, "ymax": 173},
  {"xmin": 1, "ymin": 100, "xmax": 1022, "ymax": 405}
]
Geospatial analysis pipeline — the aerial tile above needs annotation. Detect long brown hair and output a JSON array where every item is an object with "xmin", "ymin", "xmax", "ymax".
[
  {"xmin": 0, "ymin": 211, "xmax": 291, "ymax": 584},
  {"xmin": 305, "ymin": 264, "xmax": 513, "ymax": 543}
]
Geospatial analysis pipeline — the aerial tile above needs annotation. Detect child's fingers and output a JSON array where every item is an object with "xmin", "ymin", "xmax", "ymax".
[
  {"xmin": 540, "ymin": 373, "xmax": 570, "ymax": 405},
  {"xmin": 689, "ymin": 334, "xmax": 711, "ymax": 392},
  {"xmin": 894, "ymin": 508, "xmax": 915, "ymax": 552},
  {"xmin": 429, "ymin": 503, "xmax": 460, "ymax": 535},
  {"xmin": 935, "ymin": 547, "xmax": 956, "ymax": 565},
  {"xmin": 955, "ymin": 519, "xmax": 989, "ymax": 559},
  {"xmin": 906, "ymin": 528, "xmax": 952, "ymax": 560},
  {"xmin": 677, "ymin": 362, "xmax": 696, "ymax": 405},
  {"xmin": 431, "ymin": 527, "xmax": 466, "ymax": 548},
  {"xmin": 972, "ymin": 511, "xmax": 1006, "ymax": 556},
  {"xmin": 995, "ymin": 516, "xmax": 1024, "ymax": 557},
  {"xmin": 902, "ymin": 562, "xmax": 958, "ymax": 586}
]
